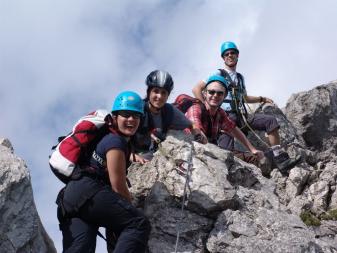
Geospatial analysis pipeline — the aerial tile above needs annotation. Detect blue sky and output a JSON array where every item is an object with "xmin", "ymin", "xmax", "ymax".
[{"xmin": 1, "ymin": 0, "xmax": 337, "ymax": 251}]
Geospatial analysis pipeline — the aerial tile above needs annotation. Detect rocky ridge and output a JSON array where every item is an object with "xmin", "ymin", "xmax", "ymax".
[
  {"xmin": 127, "ymin": 80, "xmax": 337, "ymax": 252},
  {"xmin": 1, "ymin": 80, "xmax": 337, "ymax": 252},
  {"xmin": 0, "ymin": 138, "xmax": 56, "ymax": 253}
]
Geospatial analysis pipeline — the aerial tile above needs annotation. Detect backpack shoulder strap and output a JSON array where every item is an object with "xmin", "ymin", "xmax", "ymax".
[
  {"xmin": 219, "ymin": 68, "xmax": 245, "ymax": 90},
  {"xmin": 236, "ymin": 72, "xmax": 246, "ymax": 90},
  {"xmin": 219, "ymin": 69, "xmax": 233, "ymax": 107},
  {"xmin": 218, "ymin": 68, "xmax": 228, "ymax": 77},
  {"xmin": 218, "ymin": 68, "xmax": 233, "ymax": 87}
]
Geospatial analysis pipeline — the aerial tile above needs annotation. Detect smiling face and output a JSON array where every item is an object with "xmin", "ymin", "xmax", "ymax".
[
  {"xmin": 222, "ymin": 50, "xmax": 239, "ymax": 68},
  {"xmin": 148, "ymin": 87, "xmax": 169, "ymax": 112},
  {"xmin": 203, "ymin": 81, "xmax": 227, "ymax": 109},
  {"xmin": 115, "ymin": 110, "xmax": 141, "ymax": 136}
]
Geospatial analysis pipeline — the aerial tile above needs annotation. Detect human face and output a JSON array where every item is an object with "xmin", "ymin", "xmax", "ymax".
[
  {"xmin": 204, "ymin": 82, "xmax": 227, "ymax": 108},
  {"xmin": 222, "ymin": 50, "xmax": 239, "ymax": 68},
  {"xmin": 116, "ymin": 110, "xmax": 141, "ymax": 136},
  {"xmin": 148, "ymin": 87, "xmax": 169, "ymax": 111}
]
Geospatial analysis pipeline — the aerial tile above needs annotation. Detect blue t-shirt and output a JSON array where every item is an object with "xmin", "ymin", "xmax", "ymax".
[
  {"xmin": 89, "ymin": 133, "xmax": 130, "ymax": 179},
  {"xmin": 134, "ymin": 102, "xmax": 191, "ymax": 152}
]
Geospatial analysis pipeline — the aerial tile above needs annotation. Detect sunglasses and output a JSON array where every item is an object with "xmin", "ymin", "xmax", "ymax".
[
  {"xmin": 224, "ymin": 51, "xmax": 238, "ymax": 57},
  {"xmin": 118, "ymin": 110, "xmax": 142, "ymax": 119},
  {"xmin": 207, "ymin": 89, "xmax": 225, "ymax": 96}
]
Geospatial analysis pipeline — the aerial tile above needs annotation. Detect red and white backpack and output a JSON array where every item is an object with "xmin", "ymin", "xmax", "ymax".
[{"xmin": 49, "ymin": 109, "xmax": 110, "ymax": 183}]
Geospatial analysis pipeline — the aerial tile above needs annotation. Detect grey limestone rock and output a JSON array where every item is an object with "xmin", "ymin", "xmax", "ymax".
[
  {"xmin": 285, "ymin": 81, "xmax": 337, "ymax": 158},
  {"xmin": 0, "ymin": 138, "xmax": 56, "ymax": 253},
  {"xmin": 129, "ymin": 128, "xmax": 337, "ymax": 252},
  {"xmin": 128, "ymin": 80, "xmax": 337, "ymax": 251},
  {"xmin": 2, "ymin": 80, "xmax": 337, "ymax": 253},
  {"xmin": 206, "ymin": 208, "xmax": 325, "ymax": 253}
]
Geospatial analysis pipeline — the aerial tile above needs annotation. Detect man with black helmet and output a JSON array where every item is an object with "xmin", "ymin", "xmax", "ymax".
[
  {"xmin": 132, "ymin": 70, "xmax": 192, "ymax": 162},
  {"xmin": 192, "ymin": 41, "xmax": 301, "ymax": 174}
]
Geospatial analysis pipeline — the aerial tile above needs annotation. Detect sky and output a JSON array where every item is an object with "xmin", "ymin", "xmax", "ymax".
[{"xmin": 1, "ymin": 0, "xmax": 337, "ymax": 252}]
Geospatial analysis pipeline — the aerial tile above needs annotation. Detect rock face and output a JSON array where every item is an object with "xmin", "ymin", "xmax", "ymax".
[
  {"xmin": 1, "ymin": 80, "xmax": 337, "ymax": 253},
  {"xmin": 129, "ymin": 133, "xmax": 337, "ymax": 253},
  {"xmin": 285, "ymin": 81, "xmax": 337, "ymax": 160},
  {"xmin": 127, "ymin": 80, "xmax": 337, "ymax": 253},
  {"xmin": 0, "ymin": 138, "xmax": 56, "ymax": 253}
]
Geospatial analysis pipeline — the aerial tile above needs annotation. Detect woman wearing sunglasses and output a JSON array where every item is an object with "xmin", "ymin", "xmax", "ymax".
[
  {"xmin": 58, "ymin": 91, "xmax": 151, "ymax": 253},
  {"xmin": 186, "ymin": 75, "xmax": 264, "ymax": 161},
  {"xmin": 132, "ymin": 70, "xmax": 192, "ymax": 162}
]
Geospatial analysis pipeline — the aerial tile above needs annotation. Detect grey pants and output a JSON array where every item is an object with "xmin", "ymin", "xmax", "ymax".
[{"xmin": 218, "ymin": 112, "xmax": 279, "ymax": 150}]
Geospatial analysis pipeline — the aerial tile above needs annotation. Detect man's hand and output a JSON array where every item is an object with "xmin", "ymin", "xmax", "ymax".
[
  {"xmin": 263, "ymin": 97, "xmax": 274, "ymax": 104},
  {"xmin": 259, "ymin": 96, "xmax": 274, "ymax": 104},
  {"xmin": 251, "ymin": 149, "xmax": 264, "ymax": 160},
  {"xmin": 192, "ymin": 128, "xmax": 208, "ymax": 144},
  {"xmin": 246, "ymin": 95, "xmax": 274, "ymax": 104}
]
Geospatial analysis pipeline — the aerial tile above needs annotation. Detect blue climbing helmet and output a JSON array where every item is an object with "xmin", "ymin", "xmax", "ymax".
[
  {"xmin": 220, "ymin": 41, "xmax": 239, "ymax": 57},
  {"xmin": 205, "ymin": 75, "xmax": 228, "ymax": 91},
  {"xmin": 111, "ymin": 91, "xmax": 144, "ymax": 115}
]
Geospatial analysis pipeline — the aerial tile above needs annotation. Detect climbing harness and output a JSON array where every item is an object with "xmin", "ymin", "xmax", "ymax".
[
  {"xmin": 230, "ymin": 84, "xmax": 249, "ymax": 127},
  {"xmin": 174, "ymin": 143, "xmax": 194, "ymax": 253},
  {"xmin": 221, "ymin": 69, "xmax": 271, "ymax": 149}
]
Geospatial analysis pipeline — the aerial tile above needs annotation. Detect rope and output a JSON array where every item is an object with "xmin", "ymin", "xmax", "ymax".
[
  {"xmin": 232, "ymin": 88, "xmax": 271, "ymax": 149},
  {"xmin": 174, "ymin": 143, "xmax": 194, "ymax": 253},
  {"xmin": 240, "ymin": 105, "xmax": 271, "ymax": 149},
  {"xmin": 97, "ymin": 230, "xmax": 117, "ymax": 251}
]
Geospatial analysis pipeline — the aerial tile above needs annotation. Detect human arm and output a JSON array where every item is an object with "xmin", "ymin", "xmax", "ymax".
[
  {"xmin": 185, "ymin": 104, "xmax": 208, "ymax": 144},
  {"xmin": 106, "ymin": 149, "xmax": 132, "ymax": 202},
  {"xmin": 244, "ymin": 95, "xmax": 274, "ymax": 104},
  {"xmin": 169, "ymin": 106, "xmax": 193, "ymax": 130},
  {"xmin": 191, "ymin": 127, "xmax": 208, "ymax": 144},
  {"xmin": 228, "ymin": 127, "xmax": 264, "ymax": 160},
  {"xmin": 192, "ymin": 80, "xmax": 206, "ymax": 102}
]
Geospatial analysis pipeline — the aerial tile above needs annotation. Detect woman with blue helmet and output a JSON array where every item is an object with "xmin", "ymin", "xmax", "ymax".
[{"xmin": 57, "ymin": 91, "xmax": 151, "ymax": 253}]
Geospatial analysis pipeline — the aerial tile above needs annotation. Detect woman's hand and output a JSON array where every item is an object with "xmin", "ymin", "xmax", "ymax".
[{"xmin": 133, "ymin": 153, "xmax": 149, "ymax": 165}]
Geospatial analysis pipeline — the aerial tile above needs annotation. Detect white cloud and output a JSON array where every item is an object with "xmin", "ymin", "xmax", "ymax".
[{"xmin": 1, "ymin": 0, "xmax": 337, "ymax": 251}]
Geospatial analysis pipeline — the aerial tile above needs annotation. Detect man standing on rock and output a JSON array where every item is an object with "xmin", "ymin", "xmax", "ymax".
[{"xmin": 192, "ymin": 41, "xmax": 301, "ymax": 174}]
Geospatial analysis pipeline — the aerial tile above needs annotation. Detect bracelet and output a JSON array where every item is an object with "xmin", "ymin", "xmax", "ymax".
[{"xmin": 259, "ymin": 96, "xmax": 264, "ymax": 103}]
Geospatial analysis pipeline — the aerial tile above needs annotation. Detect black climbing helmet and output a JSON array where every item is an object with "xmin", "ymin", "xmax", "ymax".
[{"xmin": 145, "ymin": 70, "xmax": 174, "ymax": 94}]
